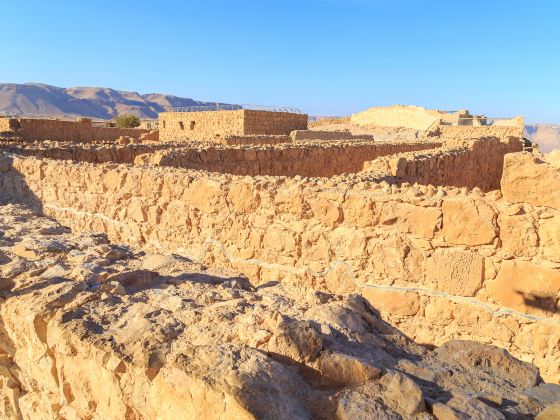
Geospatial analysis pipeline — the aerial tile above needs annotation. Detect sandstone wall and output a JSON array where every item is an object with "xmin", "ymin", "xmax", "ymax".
[
  {"xmin": 290, "ymin": 130, "xmax": 375, "ymax": 141},
  {"xmin": 159, "ymin": 111, "xmax": 245, "ymax": 142},
  {"xmin": 1, "ymin": 153, "xmax": 559, "ymax": 381},
  {"xmin": 159, "ymin": 110, "xmax": 308, "ymax": 142},
  {"xmin": 363, "ymin": 137, "xmax": 523, "ymax": 191},
  {"xmin": 501, "ymin": 152, "xmax": 560, "ymax": 209},
  {"xmin": 244, "ymin": 110, "xmax": 308, "ymax": 135},
  {"xmin": 0, "ymin": 142, "xmax": 164, "ymax": 164},
  {"xmin": 222, "ymin": 135, "xmax": 292, "ymax": 146},
  {"xmin": 148, "ymin": 141, "xmax": 441, "ymax": 177},
  {"xmin": 0, "ymin": 117, "xmax": 149, "ymax": 142},
  {"xmin": 0, "ymin": 117, "xmax": 14, "ymax": 134}
]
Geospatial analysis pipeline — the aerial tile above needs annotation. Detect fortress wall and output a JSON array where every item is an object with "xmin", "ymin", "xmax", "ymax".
[
  {"xmin": 148, "ymin": 141, "xmax": 441, "ymax": 177},
  {"xmin": 243, "ymin": 110, "xmax": 308, "ymax": 135},
  {"xmin": 1, "ymin": 153, "xmax": 559, "ymax": 381},
  {"xmin": 363, "ymin": 137, "xmax": 523, "ymax": 191},
  {"xmin": 0, "ymin": 117, "xmax": 149, "ymax": 142},
  {"xmin": 159, "ymin": 110, "xmax": 245, "ymax": 142}
]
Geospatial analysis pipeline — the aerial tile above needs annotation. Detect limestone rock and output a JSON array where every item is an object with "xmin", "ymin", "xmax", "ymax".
[
  {"xmin": 445, "ymin": 393, "xmax": 505, "ymax": 420},
  {"xmin": 488, "ymin": 260, "xmax": 560, "ymax": 315},
  {"xmin": 319, "ymin": 352, "xmax": 381, "ymax": 386},
  {"xmin": 536, "ymin": 403, "xmax": 560, "ymax": 420},
  {"xmin": 442, "ymin": 198, "xmax": 496, "ymax": 245},
  {"xmin": 267, "ymin": 317, "xmax": 323, "ymax": 364},
  {"xmin": 435, "ymin": 340, "xmax": 541, "ymax": 388},
  {"xmin": 380, "ymin": 371, "xmax": 426, "ymax": 416},
  {"xmin": 425, "ymin": 249, "xmax": 483, "ymax": 296},
  {"xmin": 501, "ymin": 152, "xmax": 560, "ymax": 209}
]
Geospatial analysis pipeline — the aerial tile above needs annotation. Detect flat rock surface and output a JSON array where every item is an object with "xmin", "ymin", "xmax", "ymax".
[{"xmin": 0, "ymin": 203, "xmax": 556, "ymax": 419}]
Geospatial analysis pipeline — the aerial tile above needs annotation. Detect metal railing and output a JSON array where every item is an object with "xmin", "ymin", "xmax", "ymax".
[{"xmin": 170, "ymin": 104, "xmax": 304, "ymax": 114}]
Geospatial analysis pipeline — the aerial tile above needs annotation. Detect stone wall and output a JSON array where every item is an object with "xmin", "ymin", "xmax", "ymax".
[
  {"xmin": 0, "ymin": 117, "xmax": 149, "ymax": 142},
  {"xmin": 222, "ymin": 135, "xmax": 292, "ymax": 146},
  {"xmin": 501, "ymin": 152, "xmax": 560, "ymax": 209},
  {"xmin": 0, "ymin": 117, "xmax": 14, "ymax": 134},
  {"xmin": 243, "ymin": 110, "xmax": 308, "ymax": 135},
  {"xmin": 0, "ymin": 141, "xmax": 164, "ymax": 164},
  {"xmin": 147, "ymin": 141, "xmax": 441, "ymax": 177},
  {"xmin": 290, "ymin": 130, "xmax": 375, "ymax": 141},
  {"xmin": 159, "ymin": 110, "xmax": 308, "ymax": 142},
  {"xmin": 1, "ymin": 152, "xmax": 559, "ymax": 381},
  {"xmin": 363, "ymin": 137, "xmax": 523, "ymax": 191},
  {"xmin": 159, "ymin": 110, "xmax": 245, "ymax": 142}
]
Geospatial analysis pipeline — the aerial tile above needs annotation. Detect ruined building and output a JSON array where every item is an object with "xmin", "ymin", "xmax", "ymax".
[{"xmin": 158, "ymin": 109, "xmax": 308, "ymax": 141}]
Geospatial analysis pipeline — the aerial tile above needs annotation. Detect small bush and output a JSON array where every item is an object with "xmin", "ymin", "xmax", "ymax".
[{"xmin": 114, "ymin": 114, "xmax": 141, "ymax": 128}]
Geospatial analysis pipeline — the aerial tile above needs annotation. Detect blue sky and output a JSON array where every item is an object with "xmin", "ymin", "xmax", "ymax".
[{"xmin": 2, "ymin": 0, "xmax": 559, "ymax": 122}]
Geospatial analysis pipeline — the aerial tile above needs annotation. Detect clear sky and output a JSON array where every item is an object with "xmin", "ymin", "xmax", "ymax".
[{"xmin": 2, "ymin": 0, "xmax": 559, "ymax": 122}]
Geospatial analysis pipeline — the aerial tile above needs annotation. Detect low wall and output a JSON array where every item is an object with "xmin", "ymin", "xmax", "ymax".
[
  {"xmin": 0, "ymin": 142, "xmax": 164, "ymax": 164},
  {"xmin": 363, "ymin": 137, "xmax": 523, "ymax": 191},
  {"xmin": 1, "ymin": 153, "xmax": 559, "ymax": 381},
  {"xmin": 290, "ymin": 130, "xmax": 375, "ymax": 141},
  {"xmin": 223, "ymin": 135, "xmax": 292, "ymax": 146},
  {"xmin": 147, "ymin": 141, "xmax": 441, "ymax": 177},
  {"xmin": 0, "ymin": 117, "xmax": 149, "ymax": 142}
]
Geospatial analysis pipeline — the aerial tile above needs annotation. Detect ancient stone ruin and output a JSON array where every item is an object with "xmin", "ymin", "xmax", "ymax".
[{"xmin": 0, "ymin": 109, "xmax": 559, "ymax": 419}]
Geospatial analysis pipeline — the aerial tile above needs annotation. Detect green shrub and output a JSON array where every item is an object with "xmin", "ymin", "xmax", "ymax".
[{"xmin": 114, "ymin": 114, "xmax": 141, "ymax": 128}]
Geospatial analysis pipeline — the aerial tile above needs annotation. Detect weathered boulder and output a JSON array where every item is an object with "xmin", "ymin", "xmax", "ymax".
[
  {"xmin": 445, "ymin": 393, "xmax": 505, "ymax": 420},
  {"xmin": 435, "ymin": 340, "xmax": 541, "ymax": 388},
  {"xmin": 267, "ymin": 317, "xmax": 323, "ymax": 364},
  {"xmin": 380, "ymin": 371, "xmax": 426, "ymax": 416},
  {"xmin": 319, "ymin": 352, "xmax": 381, "ymax": 386}
]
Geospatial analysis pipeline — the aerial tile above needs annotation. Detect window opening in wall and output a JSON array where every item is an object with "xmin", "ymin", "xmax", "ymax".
[
  {"xmin": 179, "ymin": 121, "xmax": 184, "ymax": 130},
  {"xmin": 162, "ymin": 120, "xmax": 166, "ymax": 128},
  {"xmin": 190, "ymin": 121, "xmax": 195, "ymax": 130}
]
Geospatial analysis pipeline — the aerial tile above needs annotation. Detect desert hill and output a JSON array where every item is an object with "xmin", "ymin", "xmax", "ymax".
[
  {"xmin": 0, "ymin": 83, "xmax": 235, "ymax": 120},
  {"xmin": 525, "ymin": 124, "xmax": 560, "ymax": 152}
]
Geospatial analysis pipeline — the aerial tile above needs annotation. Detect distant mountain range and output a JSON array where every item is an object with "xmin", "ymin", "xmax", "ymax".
[
  {"xmin": 0, "ymin": 83, "xmax": 237, "ymax": 120},
  {"xmin": 525, "ymin": 124, "xmax": 560, "ymax": 153}
]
